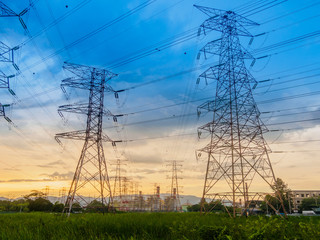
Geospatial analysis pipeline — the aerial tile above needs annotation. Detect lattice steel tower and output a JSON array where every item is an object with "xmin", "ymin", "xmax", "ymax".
[
  {"xmin": 0, "ymin": 41, "xmax": 18, "ymax": 122},
  {"xmin": 0, "ymin": 0, "xmax": 30, "ymax": 124},
  {"xmin": 111, "ymin": 158, "xmax": 128, "ymax": 210},
  {"xmin": 166, "ymin": 160, "xmax": 182, "ymax": 212},
  {"xmin": 55, "ymin": 62, "xmax": 118, "ymax": 215},
  {"xmin": 195, "ymin": 5, "xmax": 285, "ymax": 217}
]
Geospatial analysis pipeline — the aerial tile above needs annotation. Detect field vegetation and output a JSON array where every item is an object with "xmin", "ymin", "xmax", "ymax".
[{"xmin": 0, "ymin": 212, "xmax": 319, "ymax": 239}]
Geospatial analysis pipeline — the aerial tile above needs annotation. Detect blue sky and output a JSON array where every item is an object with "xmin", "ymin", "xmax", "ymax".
[{"xmin": 0, "ymin": 0, "xmax": 320, "ymax": 197}]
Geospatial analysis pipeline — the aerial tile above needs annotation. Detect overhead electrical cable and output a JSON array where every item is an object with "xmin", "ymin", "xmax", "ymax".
[
  {"xmin": 260, "ymin": 1, "xmax": 320, "ymax": 25},
  {"xmin": 21, "ymin": 0, "xmax": 93, "ymax": 46},
  {"xmin": 242, "ymin": 0, "xmax": 287, "ymax": 17},
  {"xmin": 20, "ymin": 0, "xmax": 157, "ymax": 72}
]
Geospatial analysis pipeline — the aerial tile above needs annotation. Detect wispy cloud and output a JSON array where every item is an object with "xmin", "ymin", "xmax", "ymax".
[
  {"xmin": 134, "ymin": 168, "xmax": 166, "ymax": 175},
  {"xmin": 2, "ymin": 167, "xmax": 21, "ymax": 171},
  {"xmin": 0, "ymin": 171, "xmax": 74, "ymax": 183},
  {"xmin": 42, "ymin": 171, "xmax": 74, "ymax": 180},
  {"xmin": 37, "ymin": 160, "xmax": 66, "ymax": 168},
  {"xmin": 0, "ymin": 178, "xmax": 52, "ymax": 183},
  {"xmin": 129, "ymin": 152, "xmax": 163, "ymax": 164}
]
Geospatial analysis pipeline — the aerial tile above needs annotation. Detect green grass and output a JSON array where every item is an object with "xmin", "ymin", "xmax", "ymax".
[{"xmin": 0, "ymin": 212, "xmax": 319, "ymax": 239}]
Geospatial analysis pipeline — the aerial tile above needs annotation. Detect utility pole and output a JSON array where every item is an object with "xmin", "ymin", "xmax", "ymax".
[
  {"xmin": 55, "ymin": 62, "xmax": 119, "ymax": 215},
  {"xmin": 195, "ymin": 5, "xmax": 286, "ymax": 217}
]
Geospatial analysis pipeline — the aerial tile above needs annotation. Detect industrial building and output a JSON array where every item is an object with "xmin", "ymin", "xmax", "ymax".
[{"xmin": 291, "ymin": 190, "xmax": 320, "ymax": 210}]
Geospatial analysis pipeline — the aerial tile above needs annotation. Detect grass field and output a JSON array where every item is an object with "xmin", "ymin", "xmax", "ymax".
[{"xmin": 0, "ymin": 212, "xmax": 319, "ymax": 239}]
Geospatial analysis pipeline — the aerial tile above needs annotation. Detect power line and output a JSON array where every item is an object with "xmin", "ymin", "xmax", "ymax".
[
  {"xmin": 113, "ymin": 89, "xmax": 320, "ymax": 119},
  {"xmin": 66, "ymin": 0, "xmax": 188, "ymax": 64},
  {"xmin": 243, "ymin": 0, "xmax": 288, "ymax": 17},
  {"xmin": 261, "ymin": 1, "xmax": 320, "ymax": 25},
  {"xmin": 21, "ymin": 0, "xmax": 93, "ymax": 46},
  {"xmin": 20, "ymin": 0, "xmax": 156, "ymax": 72},
  {"xmin": 267, "ymin": 117, "xmax": 320, "ymax": 126},
  {"xmin": 270, "ymin": 139, "xmax": 320, "ymax": 144}
]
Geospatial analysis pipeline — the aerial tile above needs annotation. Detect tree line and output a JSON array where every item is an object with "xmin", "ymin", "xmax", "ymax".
[{"xmin": 187, "ymin": 179, "xmax": 320, "ymax": 214}]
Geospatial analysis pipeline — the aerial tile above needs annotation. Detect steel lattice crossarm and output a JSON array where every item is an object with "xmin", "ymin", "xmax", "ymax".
[
  {"xmin": 0, "ymin": 103, "xmax": 5, "ymax": 117},
  {"xmin": 55, "ymin": 130, "xmax": 113, "ymax": 142},
  {"xmin": 0, "ymin": 42, "xmax": 19, "ymax": 70},
  {"xmin": 0, "ymin": 71, "xmax": 15, "ymax": 89},
  {"xmin": 197, "ymin": 66, "xmax": 220, "ymax": 85},
  {"xmin": 0, "ymin": 1, "xmax": 29, "ymax": 32},
  {"xmin": 198, "ymin": 38, "xmax": 254, "ymax": 60},
  {"xmin": 0, "ymin": 103, "xmax": 12, "ymax": 123},
  {"xmin": 197, "ymin": 100, "xmax": 215, "ymax": 117},
  {"xmin": 61, "ymin": 62, "xmax": 117, "ymax": 91},
  {"xmin": 197, "ymin": 63, "xmax": 256, "ymax": 86},
  {"xmin": 61, "ymin": 77, "xmax": 117, "ymax": 92},
  {"xmin": 0, "ymin": 2, "xmax": 18, "ymax": 17},
  {"xmin": 198, "ymin": 38, "xmax": 222, "ymax": 58},
  {"xmin": 58, "ymin": 103, "xmax": 124, "ymax": 122},
  {"xmin": 195, "ymin": 5, "xmax": 286, "ymax": 218},
  {"xmin": 194, "ymin": 5, "xmax": 259, "ymax": 36}
]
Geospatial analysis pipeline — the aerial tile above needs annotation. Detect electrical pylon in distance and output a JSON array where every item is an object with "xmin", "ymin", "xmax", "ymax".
[
  {"xmin": 166, "ymin": 160, "xmax": 182, "ymax": 212},
  {"xmin": 194, "ymin": 5, "xmax": 286, "ymax": 217},
  {"xmin": 55, "ymin": 62, "xmax": 118, "ymax": 215},
  {"xmin": 111, "ymin": 158, "xmax": 128, "ymax": 210}
]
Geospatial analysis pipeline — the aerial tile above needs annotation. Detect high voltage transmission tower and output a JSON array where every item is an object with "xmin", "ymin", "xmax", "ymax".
[
  {"xmin": 59, "ymin": 187, "xmax": 67, "ymax": 204},
  {"xmin": 194, "ymin": 5, "xmax": 286, "ymax": 217},
  {"xmin": 111, "ymin": 158, "xmax": 128, "ymax": 210},
  {"xmin": 166, "ymin": 160, "xmax": 182, "ymax": 212},
  {"xmin": 55, "ymin": 62, "xmax": 121, "ymax": 215},
  {"xmin": 0, "ymin": 0, "xmax": 30, "ymax": 123},
  {"xmin": 0, "ymin": 42, "xmax": 19, "ymax": 123}
]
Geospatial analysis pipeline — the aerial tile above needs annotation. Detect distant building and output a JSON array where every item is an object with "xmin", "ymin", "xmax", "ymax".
[
  {"xmin": 181, "ymin": 201, "xmax": 192, "ymax": 212},
  {"xmin": 291, "ymin": 190, "xmax": 320, "ymax": 210}
]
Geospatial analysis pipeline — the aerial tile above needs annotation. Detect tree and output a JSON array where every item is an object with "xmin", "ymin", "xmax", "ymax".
[
  {"xmin": 24, "ymin": 190, "xmax": 46, "ymax": 199},
  {"xmin": 187, "ymin": 200, "xmax": 224, "ymax": 212},
  {"xmin": 187, "ymin": 203, "xmax": 201, "ymax": 212},
  {"xmin": 10, "ymin": 199, "xmax": 29, "ymax": 212},
  {"xmin": 299, "ymin": 197, "xmax": 320, "ymax": 212},
  {"xmin": 0, "ymin": 200, "xmax": 12, "ymax": 212},
  {"xmin": 28, "ymin": 197, "xmax": 53, "ymax": 212},
  {"xmin": 0, "ymin": 199, "xmax": 29, "ymax": 212},
  {"xmin": 52, "ymin": 202, "xmax": 64, "ymax": 212},
  {"xmin": 85, "ymin": 200, "xmax": 109, "ymax": 213},
  {"xmin": 260, "ymin": 178, "xmax": 293, "ymax": 214},
  {"xmin": 71, "ymin": 202, "xmax": 82, "ymax": 212}
]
